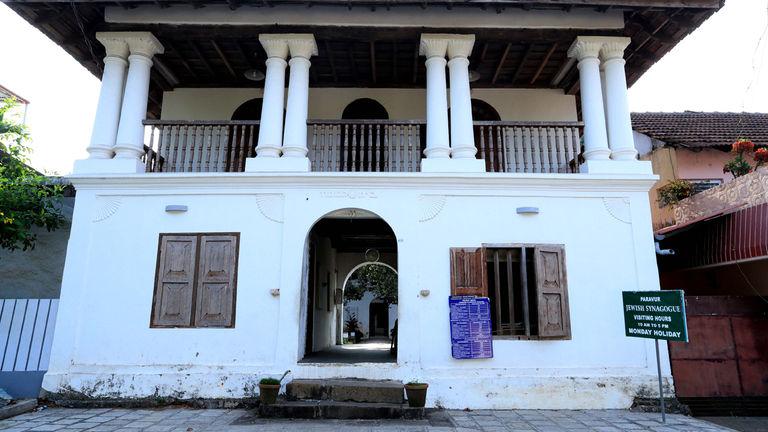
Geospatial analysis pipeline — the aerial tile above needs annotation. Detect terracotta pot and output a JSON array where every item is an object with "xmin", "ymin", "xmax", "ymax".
[
  {"xmin": 404, "ymin": 383, "xmax": 428, "ymax": 408},
  {"xmin": 259, "ymin": 383, "xmax": 280, "ymax": 405}
]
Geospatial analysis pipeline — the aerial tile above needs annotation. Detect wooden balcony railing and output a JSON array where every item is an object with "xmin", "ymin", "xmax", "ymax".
[
  {"xmin": 474, "ymin": 121, "xmax": 582, "ymax": 174},
  {"xmin": 143, "ymin": 120, "xmax": 258, "ymax": 173},
  {"xmin": 143, "ymin": 120, "xmax": 582, "ymax": 174},
  {"xmin": 308, "ymin": 120, "xmax": 425, "ymax": 172}
]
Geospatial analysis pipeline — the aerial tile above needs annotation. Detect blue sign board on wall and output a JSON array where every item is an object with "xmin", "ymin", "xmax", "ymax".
[{"xmin": 449, "ymin": 296, "xmax": 493, "ymax": 359}]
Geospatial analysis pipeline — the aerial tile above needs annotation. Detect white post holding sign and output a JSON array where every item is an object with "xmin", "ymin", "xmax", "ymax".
[{"xmin": 622, "ymin": 290, "xmax": 688, "ymax": 423}]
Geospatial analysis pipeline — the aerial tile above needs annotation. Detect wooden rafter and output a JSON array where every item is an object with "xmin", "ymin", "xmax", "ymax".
[
  {"xmin": 530, "ymin": 42, "xmax": 557, "ymax": 85},
  {"xmin": 491, "ymin": 43, "xmax": 511, "ymax": 85},
  {"xmin": 190, "ymin": 40, "xmax": 216, "ymax": 77},
  {"xmin": 211, "ymin": 39, "xmax": 237, "ymax": 78},
  {"xmin": 369, "ymin": 40, "xmax": 377, "ymax": 84},
  {"xmin": 511, "ymin": 43, "xmax": 534, "ymax": 84},
  {"xmin": 164, "ymin": 39, "xmax": 199, "ymax": 81},
  {"xmin": 392, "ymin": 40, "xmax": 398, "ymax": 82},
  {"xmin": 324, "ymin": 40, "xmax": 338, "ymax": 83}
]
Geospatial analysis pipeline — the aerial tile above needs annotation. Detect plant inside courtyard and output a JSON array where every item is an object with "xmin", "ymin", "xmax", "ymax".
[
  {"xmin": 0, "ymin": 97, "xmax": 65, "ymax": 252},
  {"xmin": 343, "ymin": 264, "xmax": 398, "ymax": 305}
]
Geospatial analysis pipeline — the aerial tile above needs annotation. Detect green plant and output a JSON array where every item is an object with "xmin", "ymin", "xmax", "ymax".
[
  {"xmin": 723, "ymin": 138, "xmax": 768, "ymax": 178},
  {"xmin": 344, "ymin": 312, "xmax": 360, "ymax": 333},
  {"xmin": 406, "ymin": 381, "xmax": 426, "ymax": 386},
  {"xmin": 0, "ymin": 97, "xmax": 65, "ymax": 252},
  {"xmin": 657, "ymin": 179, "xmax": 694, "ymax": 207},
  {"xmin": 344, "ymin": 263, "xmax": 398, "ymax": 306},
  {"xmin": 259, "ymin": 378, "xmax": 280, "ymax": 385}
]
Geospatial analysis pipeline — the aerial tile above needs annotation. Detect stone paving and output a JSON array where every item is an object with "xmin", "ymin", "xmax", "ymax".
[{"xmin": 0, "ymin": 407, "xmax": 735, "ymax": 432}]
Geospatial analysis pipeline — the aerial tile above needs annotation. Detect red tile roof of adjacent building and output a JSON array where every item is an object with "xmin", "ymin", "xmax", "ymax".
[
  {"xmin": 631, "ymin": 112, "xmax": 768, "ymax": 148},
  {"xmin": 0, "ymin": 84, "xmax": 29, "ymax": 105}
]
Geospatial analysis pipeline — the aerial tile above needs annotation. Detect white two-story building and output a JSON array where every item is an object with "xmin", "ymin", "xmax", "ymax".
[{"xmin": 5, "ymin": 0, "xmax": 721, "ymax": 409}]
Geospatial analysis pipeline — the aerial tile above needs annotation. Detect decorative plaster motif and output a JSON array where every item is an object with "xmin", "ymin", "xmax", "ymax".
[
  {"xmin": 259, "ymin": 35, "xmax": 290, "ymax": 59},
  {"xmin": 599, "ymin": 38, "xmax": 631, "ymax": 62},
  {"xmin": 320, "ymin": 191, "xmax": 377, "ymax": 199},
  {"xmin": 419, "ymin": 195, "xmax": 447, "ymax": 222},
  {"xmin": 447, "ymin": 34, "xmax": 476, "ymax": 59},
  {"xmin": 419, "ymin": 34, "xmax": 450, "ymax": 58},
  {"xmin": 255, "ymin": 194, "xmax": 284, "ymax": 223},
  {"xmin": 602, "ymin": 197, "xmax": 632, "ymax": 224},
  {"xmin": 95, "ymin": 33, "xmax": 129, "ymax": 59},
  {"xmin": 118, "ymin": 32, "xmax": 164, "ymax": 58},
  {"xmin": 673, "ymin": 169, "xmax": 768, "ymax": 224},
  {"xmin": 92, "ymin": 196, "xmax": 122, "ymax": 223},
  {"xmin": 286, "ymin": 34, "xmax": 319, "ymax": 59},
  {"xmin": 567, "ymin": 37, "xmax": 603, "ymax": 61}
]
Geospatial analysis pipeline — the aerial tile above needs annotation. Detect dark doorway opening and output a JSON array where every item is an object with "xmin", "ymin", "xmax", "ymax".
[{"xmin": 300, "ymin": 211, "xmax": 398, "ymax": 364}]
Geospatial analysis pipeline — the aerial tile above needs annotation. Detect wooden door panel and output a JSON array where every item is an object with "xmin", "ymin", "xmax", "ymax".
[{"xmin": 152, "ymin": 235, "xmax": 197, "ymax": 327}]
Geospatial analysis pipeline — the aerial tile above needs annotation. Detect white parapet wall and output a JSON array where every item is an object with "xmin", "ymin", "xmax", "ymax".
[{"xmin": 44, "ymin": 172, "xmax": 670, "ymax": 409}]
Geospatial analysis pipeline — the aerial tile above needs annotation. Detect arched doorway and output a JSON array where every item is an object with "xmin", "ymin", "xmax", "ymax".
[
  {"xmin": 231, "ymin": 98, "xmax": 263, "ymax": 120},
  {"xmin": 341, "ymin": 98, "xmax": 389, "ymax": 120},
  {"xmin": 342, "ymin": 262, "xmax": 398, "ymax": 348},
  {"xmin": 471, "ymin": 98, "xmax": 501, "ymax": 121},
  {"xmin": 229, "ymin": 98, "xmax": 263, "ymax": 168},
  {"xmin": 340, "ymin": 98, "xmax": 390, "ymax": 172},
  {"xmin": 299, "ymin": 209, "xmax": 398, "ymax": 364},
  {"xmin": 470, "ymin": 99, "xmax": 502, "ymax": 171}
]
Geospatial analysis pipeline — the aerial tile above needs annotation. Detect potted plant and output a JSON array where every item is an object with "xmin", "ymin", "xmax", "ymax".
[
  {"xmin": 723, "ymin": 138, "xmax": 768, "ymax": 178},
  {"xmin": 258, "ymin": 378, "xmax": 281, "ymax": 405},
  {"xmin": 404, "ymin": 381, "xmax": 429, "ymax": 408},
  {"xmin": 344, "ymin": 313, "xmax": 362, "ymax": 344},
  {"xmin": 657, "ymin": 179, "xmax": 694, "ymax": 207}
]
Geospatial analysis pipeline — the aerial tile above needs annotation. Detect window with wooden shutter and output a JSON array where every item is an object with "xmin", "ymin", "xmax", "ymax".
[
  {"xmin": 152, "ymin": 235, "xmax": 197, "ymax": 327},
  {"xmin": 151, "ymin": 233, "xmax": 239, "ymax": 328},
  {"xmin": 533, "ymin": 245, "xmax": 570, "ymax": 339},
  {"xmin": 194, "ymin": 235, "xmax": 238, "ymax": 328},
  {"xmin": 476, "ymin": 244, "xmax": 571, "ymax": 340},
  {"xmin": 450, "ymin": 247, "xmax": 488, "ymax": 296}
]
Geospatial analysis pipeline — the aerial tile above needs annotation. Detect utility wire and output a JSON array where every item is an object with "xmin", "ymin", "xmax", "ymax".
[{"xmin": 69, "ymin": 1, "xmax": 102, "ymax": 75}]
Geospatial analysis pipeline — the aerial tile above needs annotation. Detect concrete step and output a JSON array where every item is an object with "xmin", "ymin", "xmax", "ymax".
[
  {"xmin": 286, "ymin": 379, "xmax": 404, "ymax": 404},
  {"xmin": 258, "ymin": 400, "xmax": 425, "ymax": 420}
]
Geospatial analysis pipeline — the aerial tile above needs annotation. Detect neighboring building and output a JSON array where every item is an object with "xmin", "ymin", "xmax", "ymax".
[
  {"xmin": 632, "ymin": 111, "xmax": 768, "ymax": 229},
  {"xmin": 0, "ymin": 195, "xmax": 71, "ymax": 398},
  {"xmin": 632, "ymin": 112, "xmax": 768, "ymax": 415},
  {"xmin": 4, "ymin": 0, "xmax": 722, "ymax": 409},
  {"xmin": 0, "ymin": 84, "xmax": 30, "ymax": 124}
]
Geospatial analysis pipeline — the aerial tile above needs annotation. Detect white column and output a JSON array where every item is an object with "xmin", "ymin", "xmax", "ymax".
[
  {"xmin": 86, "ymin": 34, "xmax": 129, "ymax": 159},
  {"xmin": 419, "ymin": 35, "xmax": 451, "ymax": 160},
  {"xmin": 282, "ymin": 35, "xmax": 318, "ymax": 160},
  {"xmin": 254, "ymin": 35, "xmax": 289, "ymax": 158},
  {"xmin": 601, "ymin": 38, "xmax": 638, "ymax": 160},
  {"xmin": 447, "ymin": 35, "xmax": 476, "ymax": 159},
  {"xmin": 113, "ymin": 33, "xmax": 164, "ymax": 162},
  {"xmin": 567, "ymin": 37, "xmax": 610, "ymax": 162}
]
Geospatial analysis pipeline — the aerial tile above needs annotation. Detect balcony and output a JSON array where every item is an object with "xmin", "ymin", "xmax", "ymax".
[{"xmin": 142, "ymin": 119, "xmax": 582, "ymax": 174}]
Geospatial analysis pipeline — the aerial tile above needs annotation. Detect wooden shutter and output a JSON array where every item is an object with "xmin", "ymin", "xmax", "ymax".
[
  {"xmin": 450, "ymin": 247, "xmax": 488, "ymax": 296},
  {"xmin": 152, "ymin": 235, "xmax": 197, "ymax": 327},
  {"xmin": 533, "ymin": 245, "xmax": 571, "ymax": 339},
  {"xmin": 193, "ymin": 234, "xmax": 239, "ymax": 327}
]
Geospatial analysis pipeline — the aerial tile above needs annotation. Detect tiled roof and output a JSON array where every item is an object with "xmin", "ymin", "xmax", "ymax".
[
  {"xmin": 0, "ymin": 84, "xmax": 29, "ymax": 105},
  {"xmin": 631, "ymin": 112, "xmax": 768, "ymax": 148}
]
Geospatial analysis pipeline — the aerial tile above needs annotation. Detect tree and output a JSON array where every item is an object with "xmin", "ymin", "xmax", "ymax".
[
  {"xmin": 344, "ymin": 264, "xmax": 398, "ymax": 306},
  {"xmin": 0, "ymin": 97, "xmax": 65, "ymax": 252}
]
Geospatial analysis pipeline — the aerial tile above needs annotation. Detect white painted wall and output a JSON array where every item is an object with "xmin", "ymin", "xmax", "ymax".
[
  {"xmin": 161, "ymin": 88, "xmax": 578, "ymax": 122},
  {"xmin": 310, "ymin": 237, "xmax": 336, "ymax": 352},
  {"xmin": 344, "ymin": 292, "xmax": 397, "ymax": 339},
  {"xmin": 46, "ymin": 172, "xmax": 668, "ymax": 409}
]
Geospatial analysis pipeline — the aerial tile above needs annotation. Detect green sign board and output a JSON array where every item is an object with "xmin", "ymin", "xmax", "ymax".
[{"xmin": 622, "ymin": 290, "xmax": 688, "ymax": 342}]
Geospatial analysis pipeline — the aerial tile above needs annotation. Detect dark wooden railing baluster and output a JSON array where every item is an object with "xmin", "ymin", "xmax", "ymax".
[{"xmin": 143, "ymin": 119, "xmax": 581, "ymax": 174}]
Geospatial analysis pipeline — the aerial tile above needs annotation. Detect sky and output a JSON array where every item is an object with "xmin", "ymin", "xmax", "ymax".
[{"xmin": 0, "ymin": 0, "xmax": 767, "ymax": 175}]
